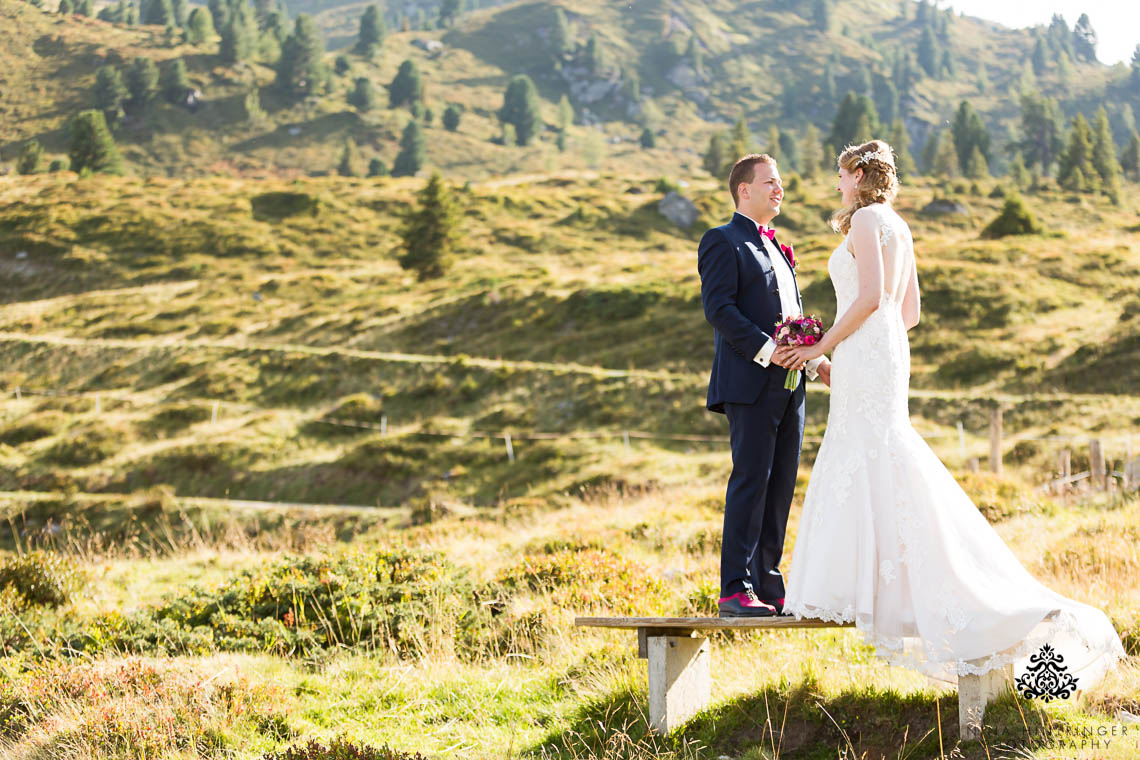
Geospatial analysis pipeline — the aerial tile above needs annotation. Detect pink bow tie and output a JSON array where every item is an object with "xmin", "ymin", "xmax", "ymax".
[{"xmin": 758, "ymin": 225, "xmax": 775, "ymax": 241}]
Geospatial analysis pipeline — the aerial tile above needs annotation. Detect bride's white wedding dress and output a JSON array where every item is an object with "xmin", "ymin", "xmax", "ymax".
[{"xmin": 784, "ymin": 202, "xmax": 1125, "ymax": 688}]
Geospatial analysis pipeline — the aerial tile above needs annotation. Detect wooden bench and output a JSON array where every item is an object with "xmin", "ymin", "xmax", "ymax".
[{"xmin": 575, "ymin": 616, "xmax": 1013, "ymax": 741}]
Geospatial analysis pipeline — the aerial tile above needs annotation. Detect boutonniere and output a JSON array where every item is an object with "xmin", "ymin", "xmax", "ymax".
[{"xmin": 780, "ymin": 243, "xmax": 796, "ymax": 269}]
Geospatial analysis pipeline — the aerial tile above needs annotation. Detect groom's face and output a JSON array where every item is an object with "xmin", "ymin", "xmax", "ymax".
[{"xmin": 739, "ymin": 163, "xmax": 783, "ymax": 222}]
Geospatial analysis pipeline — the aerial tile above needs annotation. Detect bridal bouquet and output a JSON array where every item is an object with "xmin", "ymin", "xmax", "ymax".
[{"xmin": 773, "ymin": 314, "xmax": 824, "ymax": 390}]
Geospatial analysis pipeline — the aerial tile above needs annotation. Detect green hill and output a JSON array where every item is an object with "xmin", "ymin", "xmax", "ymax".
[
  {"xmin": 2, "ymin": 0, "xmax": 1138, "ymax": 179},
  {"xmin": 1, "ymin": 169, "xmax": 1138, "ymax": 510}
]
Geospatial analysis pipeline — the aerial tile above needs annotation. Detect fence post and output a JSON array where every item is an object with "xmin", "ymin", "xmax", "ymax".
[
  {"xmin": 94, "ymin": 394, "xmax": 101, "ymax": 415},
  {"xmin": 989, "ymin": 409, "xmax": 1002, "ymax": 475},
  {"xmin": 504, "ymin": 433, "xmax": 515, "ymax": 463},
  {"xmin": 381, "ymin": 414, "xmax": 387, "ymax": 436},
  {"xmin": 957, "ymin": 420, "xmax": 967, "ymax": 461},
  {"xmin": 623, "ymin": 431, "xmax": 631, "ymax": 451},
  {"xmin": 211, "ymin": 400, "xmax": 220, "ymax": 425},
  {"xmin": 1059, "ymin": 449, "xmax": 1072, "ymax": 494},
  {"xmin": 14, "ymin": 386, "xmax": 20, "ymax": 401},
  {"xmin": 1090, "ymin": 439, "xmax": 1106, "ymax": 491},
  {"xmin": 967, "ymin": 458, "xmax": 980, "ymax": 473}
]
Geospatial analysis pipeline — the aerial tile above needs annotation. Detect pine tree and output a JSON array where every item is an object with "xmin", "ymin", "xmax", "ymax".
[
  {"xmin": 498, "ymin": 75, "xmax": 542, "ymax": 146},
  {"xmin": 821, "ymin": 60, "xmax": 836, "ymax": 104},
  {"xmin": 765, "ymin": 124, "xmax": 782, "ymax": 165},
  {"xmin": 1131, "ymin": 45, "xmax": 1140, "ymax": 95},
  {"xmin": 368, "ymin": 158, "xmax": 388, "ymax": 177},
  {"xmin": 171, "ymin": 0, "xmax": 187, "ymax": 26},
  {"xmin": 872, "ymin": 74, "xmax": 898, "ymax": 126},
  {"xmin": 1121, "ymin": 130, "xmax": 1140, "ymax": 181},
  {"xmin": 828, "ymin": 91, "xmax": 880, "ymax": 156},
  {"xmin": 397, "ymin": 172, "xmax": 460, "ymax": 280},
  {"xmin": 186, "ymin": 7, "xmax": 215, "ymax": 43},
  {"xmin": 584, "ymin": 32, "xmax": 603, "ymax": 76},
  {"xmin": 728, "ymin": 117, "xmax": 750, "ymax": 161},
  {"xmin": 1090, "ymin": 107, "xmax": 1121, "ymax": 191},
  {"xmin": 242, "ymin": 88, "xmax": 266, "ymax": 124},
  {"xmin": 1046, "ymin": 14, "xmax": 1073, "ymax": 61},
  {"xmin": 442, "ymin": 103, "xmax": 461, "ymax": 131},
  {"xmin": 800, "ymin": 123, "xmax": 824, "ymax": 178},
  {"xmin": 58, "ymin": 0, "xmax": 73, "ymax": 14},
  {"xmin": 557, "ymin": 95, "xmax": 573, "ymax": 131},
  {"xmin": 389, "ymin": 60, "xmax": 424, "ymax": 108},
  {"xmin": 686, "ymin": 35, "xmax": 703, "ymax": 77},
  {"xmin": 337, "ymin": 138, "xmax": 364, "ymax": 177},
  {"xmin": 68, "ymin": 110, "xmax": 123, "ymax": 175},
  {"xmin": 950, "ymin": 101, "xmax": 991, "ymax": 176},
  {"xmin": 17, "ymin": 141, "xmax": 43, "ymax": 175},
  {"xmin": 640, "ymin": 127, "xmax": 656, "ymax": 149},
  {"xmin": 888, "ymin": 119, "xmax": 916, "ymax": 178},
  {"xmin": 276, "ymin": 15, "xmax": 328, "ymax": 97},
  {"xmin": 126, "ymin": 57, "xmax": 159, "ymax": 108},
  {"xmin": 265, "ymin": 10, "xmax": 289, "ymax": 44},
  {"xmin": 348, "ymin": 78, "xmax": 376, "ymax": 112},
  {"xmin": 976, "ymin": 61, "xmax": 990, "ymax": 94},
  {"xmin": 354, "ymin": 5, "xmax": 385, "ymax": 58},
  {"xmin": 94, "ymin": 66, "xmax": 129, "ymax": 114},
  {"xmin": 438, "ymin": 0, "xmax": 464, "ymax": 26},
  {"xmin": 702, "ymin": 131, "xmax": 728, "ymax": 176},
  {"xmin": 207, "ymin": 0, "xmax": 228, "ymax": 30},
  {"xmin": 1057, "ymin": 114, "xmax": 1097, "ymax": 191},
  {"xmin": 220, "ymin": 2, "xmax": 257, "ymax": 63},
  {"xmin": 1072, "ymin": 13, "xmax": 1097, "ymax": 62},
  {"xmin": 931, "ymin": 130, "xmax": 959, "ymax": 177},
  {"xmin": 392, "ymin": 119, "xmax": 426, "ymax": 177},
  {"xmin": 1009, "ymin": 152, "xmax": 1030, "ymax": 188},
  {"xmin": 74, "ymin": 0, "xmax": 92, "ymax": 15},
  {"xmin": 965, "ymin": 145, "xmax": 989, "ymax": 179},
  {"xmin": 1018, "ymin": 91, "xmax": 1065, "ymax": 175},
  {"xmin": 1032, "ymin": 37, "xmax": 1048, "ymax": 75},
  {"xmin": 142, "ymin": 0, "xmax": 173, "ymax": 26},
  {"xmin": 550, "ymin": 8, "xmax": 572, "ymax": 62},
  {"xmin": 811, "ymin": 0, "xmax": 832, "ymax": 33},
  {"xmin": 161, "ymin": 58, "xmax": 191, "ymax": 103},
  {"xmin": 917, "ymin": 27, "xmax": 939, "ymax": 77},
  {"xmin": 778, "ymin": 130, "xmax": 801, "ymax": 173},
  {"xmin": 556, "ymin": 95, "xmax": 572, "ymax": 152}
]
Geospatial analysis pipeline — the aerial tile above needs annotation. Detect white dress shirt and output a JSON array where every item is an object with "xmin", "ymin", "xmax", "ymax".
[{"xmin": 736, "ymin": 212, "xmax": 823, "ymax": 381}]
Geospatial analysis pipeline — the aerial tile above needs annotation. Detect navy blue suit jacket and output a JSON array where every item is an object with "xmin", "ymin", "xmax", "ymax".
[{"xmin": 698, "ymin": 212, "xmax": 802, "ymax": 414}]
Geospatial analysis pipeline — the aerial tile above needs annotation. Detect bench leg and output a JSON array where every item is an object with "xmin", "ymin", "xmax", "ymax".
[
  {"xmin": 646, "ymin": 635, "xmax": 710, "ymax": 735},
  {"xmin": 958, "ymin": 662, "xmax": 1013, "ymax": 741}
]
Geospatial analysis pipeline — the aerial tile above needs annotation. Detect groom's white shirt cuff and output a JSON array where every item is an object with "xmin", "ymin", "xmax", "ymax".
[{"xmin": 754, "ymin": 341, "xmax": 823, "ymax": 381}]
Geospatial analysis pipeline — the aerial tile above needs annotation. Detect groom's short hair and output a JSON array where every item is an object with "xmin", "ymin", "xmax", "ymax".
[{"xmin": 729, "ymin": 154, "xmax": 777, "ymax": 207}]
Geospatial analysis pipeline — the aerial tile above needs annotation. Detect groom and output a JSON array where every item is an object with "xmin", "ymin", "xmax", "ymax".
[{"xmin": 697, "ymin": 154, "xmax": 831, "ymax": 618}]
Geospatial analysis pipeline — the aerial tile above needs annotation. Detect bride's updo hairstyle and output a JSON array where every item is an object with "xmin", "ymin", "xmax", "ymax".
[{"xmin": 830, "ymin": 139, "xmax": 899, "ymax": 235}]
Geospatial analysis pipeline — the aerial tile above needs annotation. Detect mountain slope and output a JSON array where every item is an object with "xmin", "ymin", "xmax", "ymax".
[{"xmin": 1, "ymin": 0, "xmax": 1135, "ymax": 179}]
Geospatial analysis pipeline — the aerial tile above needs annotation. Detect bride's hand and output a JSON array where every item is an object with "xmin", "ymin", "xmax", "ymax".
[{"xmin": 787, "ymin": 343, "xmax": 825, "ymax": 369}]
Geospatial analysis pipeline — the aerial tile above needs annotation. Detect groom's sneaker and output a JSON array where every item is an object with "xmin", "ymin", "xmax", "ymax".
[{"xmin": 717, "ymin": 589, "xmax": 777, "ymax": 618}]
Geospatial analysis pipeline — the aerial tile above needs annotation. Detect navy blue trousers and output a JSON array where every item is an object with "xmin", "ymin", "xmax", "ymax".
[{"xmin": 720, "ymin": 380, "xmax": 806, "ymax": 600}]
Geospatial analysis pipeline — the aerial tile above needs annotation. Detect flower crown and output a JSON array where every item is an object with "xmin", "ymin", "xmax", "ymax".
[{"xmin": 854, "ymin": 147, "xmax": 895, "ymax": 168}]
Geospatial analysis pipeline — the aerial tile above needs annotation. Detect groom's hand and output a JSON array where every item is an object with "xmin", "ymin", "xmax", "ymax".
[
  {"xmin": 817, "ymin": 360, "xmax": 832, "ymax": 387},
  {"xmin": 770, "ymin": 346, "xmax": 796, "ymax": 369}
]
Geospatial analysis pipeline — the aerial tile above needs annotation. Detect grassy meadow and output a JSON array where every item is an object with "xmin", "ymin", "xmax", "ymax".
[{"xmin": 0, "ymin": 167, "xmax": 1138, "ymax": 759}]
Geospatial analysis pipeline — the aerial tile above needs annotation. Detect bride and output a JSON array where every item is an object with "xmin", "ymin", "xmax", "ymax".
[{"xmin": 778, "ymin": 139, "xmax": 1125, "ymax": 689}]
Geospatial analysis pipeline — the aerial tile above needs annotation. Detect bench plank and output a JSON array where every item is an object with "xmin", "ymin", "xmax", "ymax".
[{"xmin": 576, "ymin": 616, "xmax": 855, "ymax": 630}]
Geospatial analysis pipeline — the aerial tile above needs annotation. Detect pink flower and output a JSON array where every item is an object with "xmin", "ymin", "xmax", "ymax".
[
  {"xmin": 781, "ymin": 243, "xmax": 795, "ymax": 268},
  {"xmin": 804, "ymin": 335, "xmax": 817, "ymax": 345}
]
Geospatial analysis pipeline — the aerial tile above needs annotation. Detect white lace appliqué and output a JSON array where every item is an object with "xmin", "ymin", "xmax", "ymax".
[{"xmin": 781, "ymin": 208, "xmax": 1127, "ymax": 684}]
